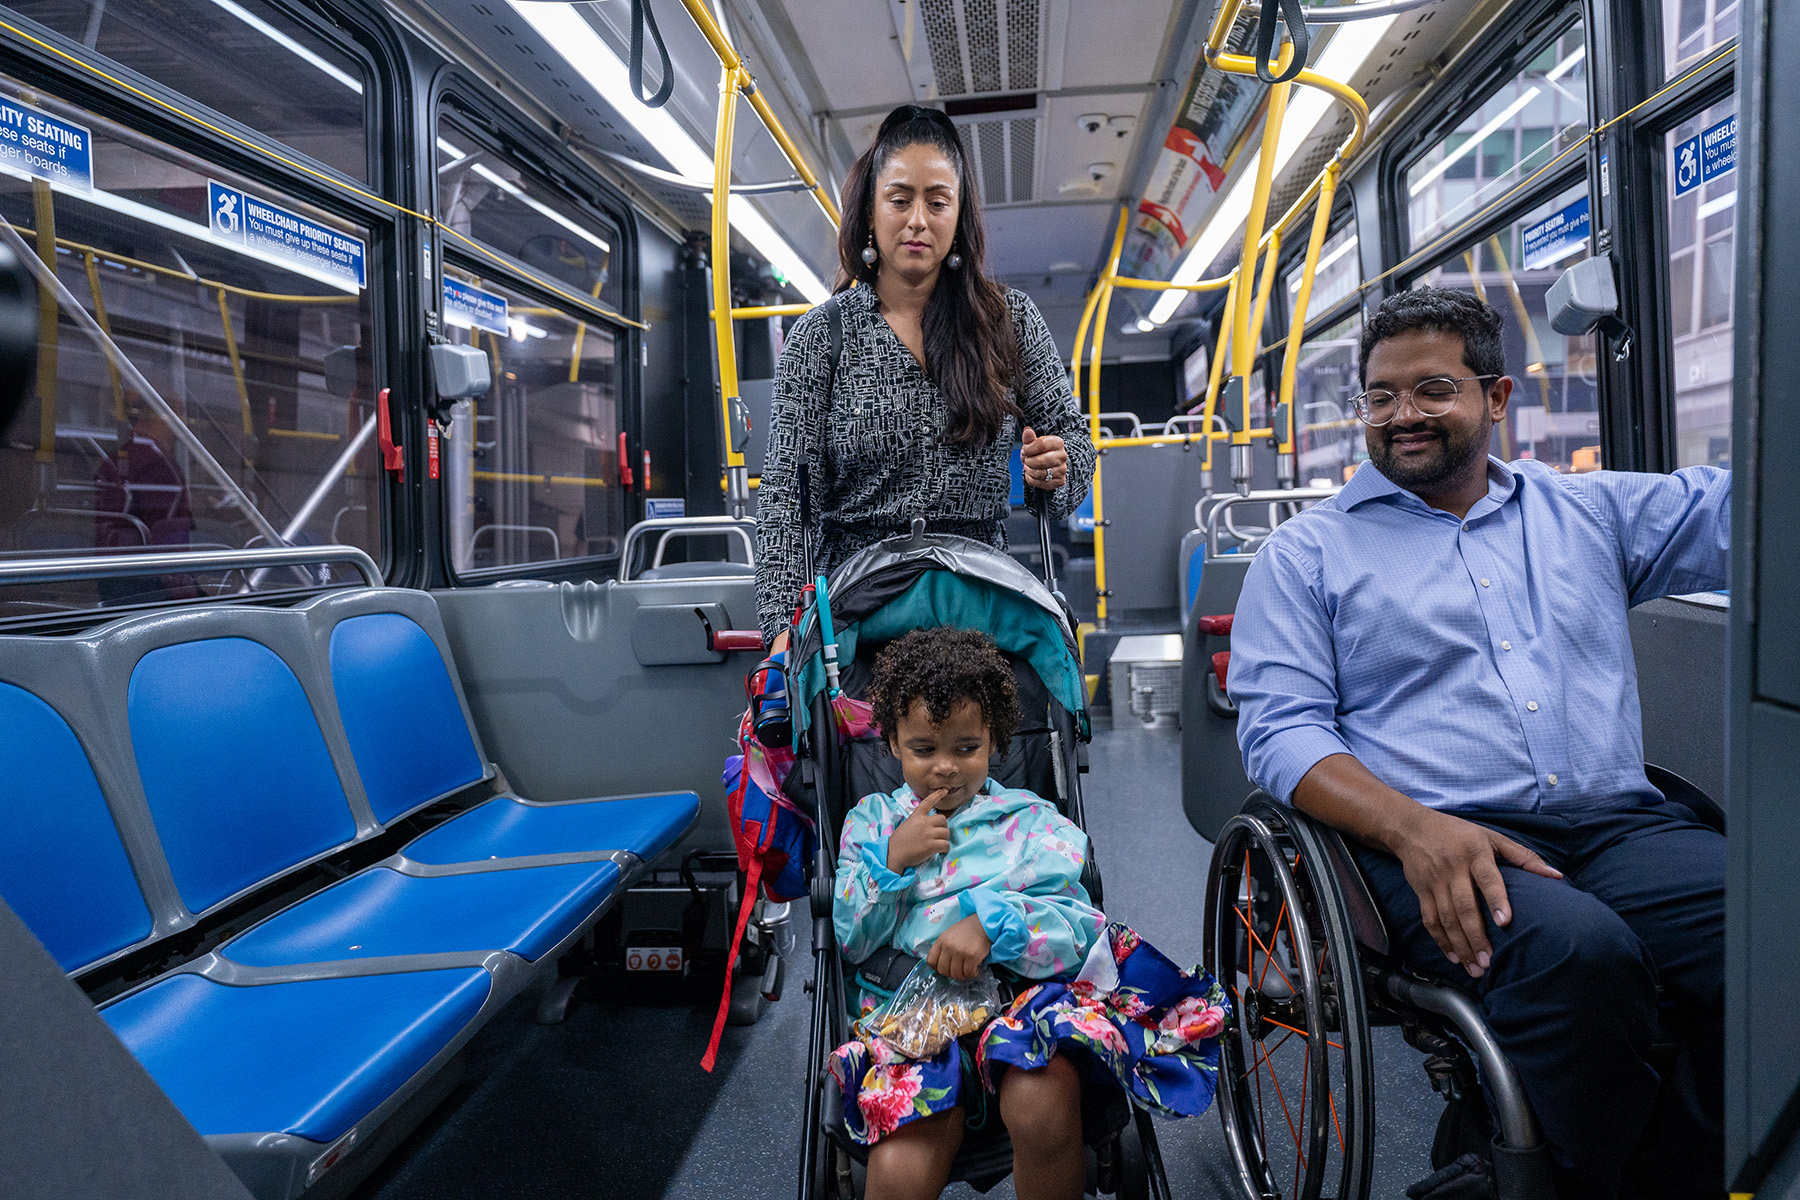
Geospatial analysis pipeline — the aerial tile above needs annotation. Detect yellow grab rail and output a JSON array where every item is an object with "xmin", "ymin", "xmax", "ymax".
[
  {"xmin": 1086, "ymin": 206, "xmax": 1131, "ymax": 625},
  {"xmin": 1278, "ymin": 162, "xmax": 1342, "ymax": 455},
  {"xmin": 674, "ymin": 0, "xmax": 843, "ymax": 513}
]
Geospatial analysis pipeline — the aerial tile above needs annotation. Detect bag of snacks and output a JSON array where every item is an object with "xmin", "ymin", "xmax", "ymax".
[{"xmin": 864, "ymin": 961, "xmax": 1003, "ymax": 1059}]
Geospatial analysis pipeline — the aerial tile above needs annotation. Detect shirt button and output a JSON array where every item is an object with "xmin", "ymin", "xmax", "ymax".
[
  {"xmin": 1526, "ymin": 701, "xmax": 1539, "ymax": 711},
  {"xmin": 1501, "ymin": 640, "xmax": 1512, "ymax": 651},
  {"xmin": 1480, "ymin": 578, "xmax": 1491, "ymax": 587},
  {"xmin": 1462, "ymin": 523, "xmax": 1469, "ymax": 531},
  {"xmin": 1547, "ymin": 773, "xmax": 1559, "ymax": 785}
]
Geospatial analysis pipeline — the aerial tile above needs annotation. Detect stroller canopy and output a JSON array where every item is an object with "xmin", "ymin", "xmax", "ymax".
[{"xmin": 790, "ymin": 533, "xmax": 1089, "ymax": 741}]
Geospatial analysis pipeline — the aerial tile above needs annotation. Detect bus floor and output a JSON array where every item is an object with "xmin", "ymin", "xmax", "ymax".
[{"xmin": 349, "ymin": 720, "xmax": 1439, "ymax": 1200}]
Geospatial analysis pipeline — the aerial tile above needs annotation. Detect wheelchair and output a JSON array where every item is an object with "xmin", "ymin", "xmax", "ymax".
[
  {"xmin": 1202, "ymin": 765, "xmax": 1725, "ymax": 1200},
  {"xmin": 789, "ymin": 525, "xmax": 1169, "ymax": 1199}
]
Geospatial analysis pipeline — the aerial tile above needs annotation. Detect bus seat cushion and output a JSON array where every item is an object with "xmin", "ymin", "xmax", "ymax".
[
  {"xmin": 129, "ymin": 638, "xmax": 356, "ymax": 915},
  {"xmin": 1197, "ymin": 614, "xmax": 1234, "ymax": 636},
  {"xmin": 223, "ymin": 860, "xmax": 621, "ymax": 966},
  {"xmin": 329, "ymin": 613, "xmax": 485, "ymax": 824},
  {"xmin": 402, "ymin": 792, "xmax": 701, "ymax": 865},
  {"xmin": 1212, "ymin": 651, "xmax": 1231, "ymax": 692},
  {"xmin": 0, "ymin": 682, "xmax": 152, "ymax": 972},
  {"xmin": 102, "ymin": 968, "xmax": 491, "ymax": 1143}
]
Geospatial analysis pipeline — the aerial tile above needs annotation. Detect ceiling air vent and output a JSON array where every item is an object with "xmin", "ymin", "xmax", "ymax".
[{"xmin": 911, "ymin": 0, "xmax": 1044, "ymax": 97}]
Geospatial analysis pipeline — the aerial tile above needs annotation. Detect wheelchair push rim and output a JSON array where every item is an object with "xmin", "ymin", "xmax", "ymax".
[{"xmin": 1205, "ymin": 803, "xmax": 1375, "ymax": 1200}]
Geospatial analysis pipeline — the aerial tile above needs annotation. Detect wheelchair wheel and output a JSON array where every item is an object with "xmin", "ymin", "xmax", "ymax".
[{"xmin": 1205, "ymin": 798, "xmax": 1375, "ymax": 1200}]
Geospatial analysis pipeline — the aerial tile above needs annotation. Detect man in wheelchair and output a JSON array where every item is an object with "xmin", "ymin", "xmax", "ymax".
[{"xmin": 1228, "ymin": 287, "xmax": 1730, "ymax": 1200}]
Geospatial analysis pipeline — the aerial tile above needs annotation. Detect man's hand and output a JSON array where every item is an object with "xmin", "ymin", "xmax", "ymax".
[
  {"xmin": 1021, "ymin": 426, "xmax": 1068, "ymax": 492},
  {"xmin": 1292, "ymin": 754, "xmax": 1564, "ymax": 980},
  {"xmin": 1390, "ymin": 806, "xmax": 1562, "ymax": 978},
  {"xmin": 927, "ymin": 915, "xmax": 992, "ymax": 980},
  {"xmin": 887, "ymin": 787, "xmax": 953, "ymax": 873}
]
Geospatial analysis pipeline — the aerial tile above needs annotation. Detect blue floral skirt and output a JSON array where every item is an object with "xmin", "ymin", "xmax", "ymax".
[{"xmin": 828, "ymin": 924, "xmax": 1230, "ymax": 1146}]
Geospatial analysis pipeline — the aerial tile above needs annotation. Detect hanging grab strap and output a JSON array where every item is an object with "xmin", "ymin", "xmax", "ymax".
[
  {"xmin": 630, "ymin": 0, "xmax": 675, "ymax": 108},
  {"xmin": 1253, "ymin": 0, "xmax": 1311, "ymax": 84}
]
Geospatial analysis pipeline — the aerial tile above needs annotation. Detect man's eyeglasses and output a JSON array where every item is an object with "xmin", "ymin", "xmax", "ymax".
[{"xmin": 1351, "ymin": 374, "xmax": 1501, "ymax": 426}]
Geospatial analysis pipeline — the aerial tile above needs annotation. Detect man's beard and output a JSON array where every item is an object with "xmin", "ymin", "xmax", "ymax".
[{"xmin": 1368, "ymin": 420, "xmax": 1488, "ymax": 492}]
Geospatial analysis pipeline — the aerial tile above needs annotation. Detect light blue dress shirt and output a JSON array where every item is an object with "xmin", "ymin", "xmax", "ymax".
[{"xmin": 1230, "ymin": 457, "xmax": 1731, "ymax": 813}]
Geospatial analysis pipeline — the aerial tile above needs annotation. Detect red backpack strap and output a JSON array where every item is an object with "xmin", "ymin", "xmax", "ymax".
[{"xmin": 700, "ymin": 851, "xmax": 763, "ymax": 1072}]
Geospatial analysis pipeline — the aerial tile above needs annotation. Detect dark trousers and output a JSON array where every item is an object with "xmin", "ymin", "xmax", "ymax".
[{"xmin": 1350, "ymin": 798, "xmax": 1724, "ymax": 1200}]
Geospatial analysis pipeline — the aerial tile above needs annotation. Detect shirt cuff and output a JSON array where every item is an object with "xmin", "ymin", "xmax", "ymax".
[
  {"xmin": 862, "ymin": 838, "xmax": 917, "ymax": 893},
  {"xmin": 1255, "ymin": 724, "xmax": 1354, "ymax": 804},
  {"xmin": 957, "ymin": 888, "xmax": 1029, "ymax": 963}
]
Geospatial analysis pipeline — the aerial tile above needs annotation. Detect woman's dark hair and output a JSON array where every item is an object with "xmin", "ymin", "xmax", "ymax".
[
  {"xmin": 1358, "ymin": 286, "xmax": 1507, "ymax": 388},
  {"xmin": 868, "ymin": 626, "xmax": 1020, "ymax": 752},
  {"xmin": 836, "ymin": 104, "xmax": 1022, "ymax": 448}
]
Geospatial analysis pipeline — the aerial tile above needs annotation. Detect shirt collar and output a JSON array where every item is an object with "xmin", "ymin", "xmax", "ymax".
[{"xmin": 1338, "ymin": 456, "xmax": 1520, "ymax": 517}]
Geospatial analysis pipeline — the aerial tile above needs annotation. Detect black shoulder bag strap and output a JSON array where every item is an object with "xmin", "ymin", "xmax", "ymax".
[{"xmin": 1253, "ymin": 0, "xmax": 1310, "ymax": 84}]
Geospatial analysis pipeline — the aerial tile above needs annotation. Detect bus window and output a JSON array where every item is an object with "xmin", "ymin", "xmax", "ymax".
[
  {"xmin": 1665, "ymin": 97, "xmax": 1738, "ymax": 468},
  {"xmin": 10, "ymin": 0, "xmax": 369, "ymax": 183},
  {"xmin": 1282, "ymin": 225, "xmax": 1359, "ymax": 328},
  {"xmin": 1406, "ymin": 22, "xmax": 1588, "ymax": 250},
  {"xmin": 1416, "ymin": 182, "xmax": 1600, "ymax": 472},
  {"xmin": 1290, "ymin": 311, "xmax": 1365, "ymax": 486},
  {"xmin": 1662, "ymin": 0, "xmax": 1738, "ymax": 79},
  {"xmin": 0, "ymin": 76, "xmax": 379, "ymax": 614},
  {"xmin": 437, "ymin": 116, "xmax": 620, "ymax": 313},
  {"xmin": 440, "ymin": 268, "xmax": 622, "ymax": 575}
]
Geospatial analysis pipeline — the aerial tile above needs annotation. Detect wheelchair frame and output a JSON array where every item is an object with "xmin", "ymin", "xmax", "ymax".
[{"xmin": 1203, "ymin": 766, "xmax": 1724, "ymax": 1200}]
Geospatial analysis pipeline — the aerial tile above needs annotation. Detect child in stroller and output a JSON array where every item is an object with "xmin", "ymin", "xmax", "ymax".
[{"xmin": 830, "ymin": 627, "xmax": 1228, "ymax": 1200}]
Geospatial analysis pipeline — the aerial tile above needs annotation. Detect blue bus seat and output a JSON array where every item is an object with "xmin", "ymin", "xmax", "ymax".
[
  {"xmin": 326, "ymin": 611, "xmax": 487, "ymax": 825},
  {"xmin": 102, "ymin": 968, "xmax": 492, "ymax": 1144},
  {"xmin": 1178, "ymin": 529, "xmax": 1207, "ymax": 624},
  {"xmin": 221, "ymin": 861, "xmax": 622, "ymax": 966},
  {"xmin": 401, "ymin": 790, "xmax": 701, "ymax": 866},
  {"xmin": 302, "ymin": 591, "xmax": 701, "ymax": 872},
  {"xmin": 0, "ymin": 681, "xmax": 153, "ymax": 972},
  {"xmin": 129, "ymin": 637, "xmax": 360, "ymax": 916}
]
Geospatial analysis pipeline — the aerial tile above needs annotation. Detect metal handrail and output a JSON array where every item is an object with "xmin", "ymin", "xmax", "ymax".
[
  {"xmin": 1205, "ymin": 487, "xmax": 1337, "ymax": 556},
  {"xmin": 0, "ymin": 544, "xmax": 382, "ymax": 588},
  {"xmin": 620, "ymin": 516, "xmax": 757, "ymax": 581},
  {"xmin": 1300, "ymin": 0, "xmax": 1446, "ymax": 21}
]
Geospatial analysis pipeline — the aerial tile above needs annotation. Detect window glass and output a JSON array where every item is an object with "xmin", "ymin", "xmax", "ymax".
[
  {"xmin": 1290, "ymin": 311, "xmax": 1366, "ymax": 486},
  {"xmin": 1283, "ymin": 223, "xmax": 1359, "ymax": 330},
  {"xmin": 441, "ymin": 266, "xmax": 622, "ymax": 573},
  {"xmin": 11, "ymin": 0, "xmax": 368, "ymax": 181},
  {"xmin": 1665, "ymin": 98, "xmax": 1738, "ymax": 467},
  {"xmin": 437, "ymin": 116, "xmax": 620, "ymax": 313},
  {"xmin": 1416, "ymin": 182, "xmax": 1601, "ymax": 472},
  {"xmin": 1406, "ymin": 24, "xmax": 1589, "ymax": 248},
  {"xmin": 0, "ymin": 76, "xmax": 379, "ymax": 616},
  {"xmin": 1663, "ymin": 0, "xmax": 1738, "ymax": 78}
]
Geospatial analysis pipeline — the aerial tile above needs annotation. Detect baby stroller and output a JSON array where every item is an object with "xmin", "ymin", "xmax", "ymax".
[{"xmin": 787, "ymin": 516, "xmax": 1170, "ymax": 1199}]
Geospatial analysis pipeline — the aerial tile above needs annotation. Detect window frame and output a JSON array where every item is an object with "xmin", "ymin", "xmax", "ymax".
[
  {"xmin": 430, "ymin": 76, "xmax": 642, "ymax": 588},
  {"xmin": 0, "ymin": 0, "xmax": 420, "ymax": 595}
]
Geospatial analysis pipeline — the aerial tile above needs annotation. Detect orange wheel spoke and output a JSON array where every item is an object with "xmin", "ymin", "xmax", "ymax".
[
  {"xmin": 1264, "ymin": 1039, "xmax": 1306, "ymax": 1165},
  {"xmin": 1240, "ymin": 1029, "xmax": 1294, "ymax": 1080},
  {"xmin": 1257, "ymin": 897, "xmax": 1290, "ymax": 991},
  {"xmin": 1234, "ymin": 893, "xmax": 1298, "ymax": 995},
  {"xmin": 1260, "ymin": 1016, "xmax": 1343, "ymax": 1051},
  {"xmin": 1329, "ymin": 1085, "xmax": 1345, "ymax": 1153}
]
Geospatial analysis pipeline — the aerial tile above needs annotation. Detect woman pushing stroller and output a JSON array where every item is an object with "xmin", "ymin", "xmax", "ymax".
[{"xmin": 831, "ymin": 627, "xmax": 1228, "ymax": 1200}]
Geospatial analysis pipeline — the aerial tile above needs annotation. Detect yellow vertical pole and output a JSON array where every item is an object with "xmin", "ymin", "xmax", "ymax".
[
  {"xmin": 1087, "ymin": 206, "xmax": 1129, "ymax": 628},
  {"xmin": 32, "ymin": 180, "xmax": 57, "ymax": 473},
  {"xmin": 1279, "ymin": 164, "xmax": 1340, "ymax": 458},
  {"xmin": 1070, "ymin": 282, "xmax": 1103, "ymax": 413},
  {"xmin": 1246, "ymin": 229, "xmax": 1282, "ymax": 363},
  {"xmin": 216, "ymin": 289, "xmax": 254, "ymax": 439},
  {"xmin": 569, "ymin": 279, "xmax": 605, "ymax": 384},
  {"xmin": 83, "ymin": 253, "xmax": 126, "ymax": 430},
  {"xmin": 1200, "ymin": 270, "xmax": 1240, "ymax": 474},
  {"xmin": 1230, "ymin": 76, "xmax": 1291, "ymax": 491},
  {"xmin": 711, "ymin": 64, "xmax": 749, "ymax": 516}
]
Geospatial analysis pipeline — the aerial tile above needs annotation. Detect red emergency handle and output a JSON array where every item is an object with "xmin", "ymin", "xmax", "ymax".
[
  {"xmin": 1197, "ymin": 613, "xmax": 1234, "ymax": 636},
  {"xmin": 376, "ymin": 387, "xmax": 403, "ymax": 480},
  {"xmin": 618, "ymin": 431, "xmax": 634, "ymax": 489},
  {"xmin": 693, "ymin": 606, "xmax": 764, "ymax": 653}
]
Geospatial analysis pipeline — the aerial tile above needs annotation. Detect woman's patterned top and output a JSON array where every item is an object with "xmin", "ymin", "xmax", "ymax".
[{"xmin": 754, "ymin": 283, "xmax": 1094, "ymax": 640}]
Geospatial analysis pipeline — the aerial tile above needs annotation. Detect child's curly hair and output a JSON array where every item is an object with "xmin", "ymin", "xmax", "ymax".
[{"xmin": 868, "ymin": 626, "xmax": 1020, "ymax": 750}]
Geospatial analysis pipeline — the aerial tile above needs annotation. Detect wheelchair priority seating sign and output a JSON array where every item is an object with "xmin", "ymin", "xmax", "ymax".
[
  {"xmin": 208, "ymin": 180, "xmax": 367, "ymax": 292},
  {"xmin": 0, "ymin": 97, "xmax": 91, "ymax": 192},
  {"xmin": 1674, "ymin": 114, "xmax": 1737, "ymax": 197}
]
